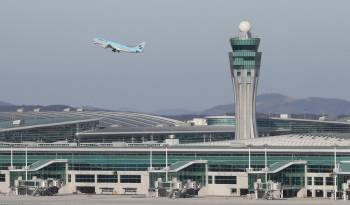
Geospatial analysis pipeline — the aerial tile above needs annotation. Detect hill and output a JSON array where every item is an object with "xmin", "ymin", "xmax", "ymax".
[
  {"xmin": 201, "ymin": 93, "xmax": 350, "ymax": 116},
  {"xmin": 0, "ymin": 101, "xmax": 14, "ymax": 107}
]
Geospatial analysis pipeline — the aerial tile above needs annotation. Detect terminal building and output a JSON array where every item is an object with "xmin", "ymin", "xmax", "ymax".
[
  {"xmin": 205, "ymin": 115, "xmax": 350, "ymax": 136},
  {"xmin": 0, "ymin": 21, "xmax": 350, "ymax": 200}
]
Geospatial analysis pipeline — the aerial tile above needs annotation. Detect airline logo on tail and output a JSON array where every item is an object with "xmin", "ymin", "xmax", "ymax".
[{"xmin": 93, "ymin": 37, "xmax": 146, "ymax": 54}]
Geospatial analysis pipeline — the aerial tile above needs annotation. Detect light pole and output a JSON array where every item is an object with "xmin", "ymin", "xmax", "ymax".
[
  {"xmin": 25, "ymin": 145, "xmax": 28, "ymax": 196},
  {"xmin": 25, "ymin": 145, "xmax": 28, "ymax": 181},
  {"xmin": 149, "ymin": 145, "xmax": 153, "ymax": 170},
  {"xmin": 165, "ymin": 144, "xmax": 168, "ymax": 182},
  {"xmin": 334, "ymin": 145, "xmax": 337, "ymax": 200},
  {"xmin": 248, "ymin": 144, "xmax": 252, "ymax": 171},
  {"xmin": 264, "ymin": 144, "xmax": 268, "ymax": 184}
]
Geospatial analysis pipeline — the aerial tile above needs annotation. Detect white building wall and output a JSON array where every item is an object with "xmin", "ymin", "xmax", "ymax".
[
  {"xmin": 0, "ymin": 170, "xmax": 10, "ymax": 194},
  {"xmin": 205, "ymin": 172, "xmax": 248, "ymax": 196},
  {"xmin": 63, "ymin": 170, "xmax": 149, "ymax": 195},
  {"xmin": 306, "ymin": 173, "xmax": 336, "ymax": 198}
]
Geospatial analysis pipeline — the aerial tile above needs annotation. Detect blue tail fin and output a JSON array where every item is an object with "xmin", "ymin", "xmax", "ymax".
[{"xmin": 137, "ymin": 42, "xmax": 146, "ymax": 51}]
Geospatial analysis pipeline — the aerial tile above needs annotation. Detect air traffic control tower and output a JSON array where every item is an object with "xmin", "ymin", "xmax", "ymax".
[{"xmin": 229, "ymin": 21, "xmax": 261, "ymax": 140}]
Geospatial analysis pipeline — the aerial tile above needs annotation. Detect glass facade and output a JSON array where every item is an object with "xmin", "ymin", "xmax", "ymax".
[
  {"xmin": 149, "ymin": 163, "xmax": 206, "ymax": 188},
  {"xmin": 258, "ymin": 118, "xmax": 350, "ymax": 134},
  {"xmin": 1, "ymin": 151, "xmax": 348, "ymax": 172},
  {"xmin": 206, "ymin": 116, "xmax": 350, "ymax": 135},
  {"xmin": 229, "ymin": 37, "xmax": 261, "ymax": 70},
  {"xmin": 248, "ymin": 164, "xmax": 305, "ymax": 191},
  {"xmin": 0, "ymin": 120, "xmax": 99, "ymax": 143},
  {"xmin": 1, "ymin": 148, "xmax": 350, "ymax": 194},
  {"xmin": 206, "ymin": 117, "xmax": 236, "ymax": 126},
  {"xmin": 78, "ymin": 132, "xmax": 234, "ymax": 144}
]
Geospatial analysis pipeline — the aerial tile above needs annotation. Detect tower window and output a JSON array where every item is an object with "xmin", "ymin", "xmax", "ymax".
[
  {"xmin": 237, "ymin": 71, "xmax": 241, "ymax": 76},
  {"xmin": 247, "ymin": 71, "xmax": 251, "ymax": 76}
]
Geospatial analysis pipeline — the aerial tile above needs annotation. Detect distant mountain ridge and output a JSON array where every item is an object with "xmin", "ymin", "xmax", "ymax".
[
  {"xmin": 0, "ymin": 103, "xmax": 115, "ymax": 112},
  {"xmin": 151, "ymin": 93, "xmax": 350, "ymax": 116},
  {"xmin": 0, "ymin": 100, "xmax": 113, "ymax": 112},
  {"xmin": 0, "ymin": 104, "xmax": 75, "ymax": 112},
  {"xmin": 201, "ymin": 93, "xmax": 350, "ymax": 116},
  {"xmin": 0, "ymin": 101, "xmax": 14, "ymax": 107},
  {"xmin": 3, "ymin": 93, "xmax": 350, "ymax": 116},
  {"xmin": 152, "ymin": 108, "xmax": 197, "ymax": 116}
]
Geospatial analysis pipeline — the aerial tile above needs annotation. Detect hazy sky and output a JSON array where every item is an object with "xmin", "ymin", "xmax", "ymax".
[{"xmin": 1, "ymin": 0, "xmax": 350, "ymax": 112}]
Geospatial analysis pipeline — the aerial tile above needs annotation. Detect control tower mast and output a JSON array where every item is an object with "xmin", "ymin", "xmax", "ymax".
[{"xmin": 229, "ymin": 21, "xmax": 262, "ymax": 140}]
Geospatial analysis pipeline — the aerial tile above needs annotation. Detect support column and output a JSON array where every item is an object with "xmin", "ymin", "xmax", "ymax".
[
  {"xmin": 305, "ymin": 164, "xmax": 308, "ymax": 198},
  {"xmin": 205, "ymin": 163, "xmax": 208, "ymax": 187},
  {"xmin": 312, "ymin": 177, "xmax": 315, "ymax": 197},
  {"xmin": 248, "ymin": 145, "xmax": 251, "ymax": 170},
  {"xmin": 65, "ymin": 162, "xmax": 68, "ymax": 184}
]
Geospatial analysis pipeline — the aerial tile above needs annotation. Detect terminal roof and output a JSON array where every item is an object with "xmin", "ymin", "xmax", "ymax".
[
  {"xmin": 77, "ymin": 125, "xmax": 235, "ymax": 136},
  {"xmin": 188, "ymin": 133, "xmax": 350, "ymax": 147},
  {"xmin": 0, "ymin": 111, "xmax": 185, "ymax": 129},
  {"xmin": 0, "ymin": 117, "xmax": 100, "ymax": 132}
]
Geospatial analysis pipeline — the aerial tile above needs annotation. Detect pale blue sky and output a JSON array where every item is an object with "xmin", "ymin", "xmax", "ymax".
[{"xmin": 0, "ymin": 0, "xmax": 349, "ymax": 112}]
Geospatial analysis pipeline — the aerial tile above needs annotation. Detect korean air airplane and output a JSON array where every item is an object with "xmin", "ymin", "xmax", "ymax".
[{"xmin": 93, "ymin": 37, "xmax": 146, "ymax": 53}]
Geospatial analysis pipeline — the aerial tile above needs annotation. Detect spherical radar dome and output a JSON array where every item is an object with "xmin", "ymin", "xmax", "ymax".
[{"xmin": 239, "ymin": 21, "xmax": 251, "ymax": 32}]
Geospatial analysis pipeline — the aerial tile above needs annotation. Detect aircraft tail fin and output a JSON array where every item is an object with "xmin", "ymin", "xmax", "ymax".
[{"xmin": 137, "ymin": 42, "xmax": 146, "ymax": 52}]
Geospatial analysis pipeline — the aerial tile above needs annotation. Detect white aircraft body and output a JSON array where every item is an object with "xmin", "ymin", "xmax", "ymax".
[{"xmin": 94, "ymin": 37, "xmax": 146, "ymax": 53}]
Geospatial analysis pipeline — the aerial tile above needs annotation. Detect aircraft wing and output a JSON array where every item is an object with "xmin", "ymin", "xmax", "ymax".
[{"xmin": 94, "ymin": 38, "xmax": 112, "ymax": 49}]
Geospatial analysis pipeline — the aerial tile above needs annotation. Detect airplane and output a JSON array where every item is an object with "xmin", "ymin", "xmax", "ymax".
[{"xmin": 93, "ymin": 37, "xmax": 146, "ymax": 53}]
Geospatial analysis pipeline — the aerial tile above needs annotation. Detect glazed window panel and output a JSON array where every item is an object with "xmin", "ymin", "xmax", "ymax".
[
  {"xmin": 0, "ymin": 174, "xmax": 5, "ymax": 182},
  {"xmin": 214, "ymin": 176, "xmax": 236, "ymax": 184},
  {"xmin": 97, "ymin": 175, "xmax": 118, "ymax": 183},
  {"xmin": 120, "ymin": 175, "xmax": 141, "ymax": 183},
  {"xmin": 314, "ymin": 177, "xmax": 323, "ymax": 185},
  {"xmin": 326, "ymin": 177, "xmax": 334, "ymax": 185},
  {"xmin": 75, "ymin": 174, "xmax": 95, "ymax": 183}
]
